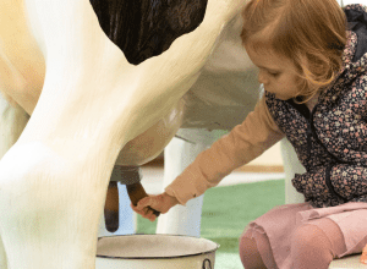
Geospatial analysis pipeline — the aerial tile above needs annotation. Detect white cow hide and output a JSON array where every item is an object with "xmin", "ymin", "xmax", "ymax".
[{"xmin": 0, "ymin": 0, "xmax": 249, "ymax": 268}]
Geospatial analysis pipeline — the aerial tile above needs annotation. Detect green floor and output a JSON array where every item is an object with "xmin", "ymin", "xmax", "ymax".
[{"xmin": 137, "ymin": 179, "xmax": 285, "ymax": 268}]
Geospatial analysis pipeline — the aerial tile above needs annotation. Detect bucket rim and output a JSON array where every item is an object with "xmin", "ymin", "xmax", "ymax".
[{"xmin": 96, "ymin": 233, "xmax": 220, "ymax": 260}]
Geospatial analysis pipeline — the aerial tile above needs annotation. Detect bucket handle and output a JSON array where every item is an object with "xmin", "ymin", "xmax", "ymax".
[{"xmin": 202, "ymin": 258, "xmax": 212, "ymax": 269}]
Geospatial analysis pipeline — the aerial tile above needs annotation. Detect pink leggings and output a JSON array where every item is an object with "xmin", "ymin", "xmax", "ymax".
[{"xmin": 239, "ymin": 218, "xmax": 347, "ymax": 269}]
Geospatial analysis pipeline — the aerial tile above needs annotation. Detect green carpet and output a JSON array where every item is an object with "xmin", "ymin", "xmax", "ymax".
[{"xmin": 137, "ymin": 179, "xmax": 285, "ymax": 268}]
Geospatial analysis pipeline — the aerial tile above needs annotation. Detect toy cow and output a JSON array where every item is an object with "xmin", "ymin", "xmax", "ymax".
[{"xmin": 0, "ymin": 0, "xmax": 254, "ymax": 268}]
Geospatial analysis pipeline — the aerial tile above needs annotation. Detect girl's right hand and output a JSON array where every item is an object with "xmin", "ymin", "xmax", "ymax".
[
  {"xmin": 361, "ymin": 244, "xmax": 367, "ymax": 264},
  {"xmin": 131, "ymin": 192, "xmax": 179, "ymax": 222}
]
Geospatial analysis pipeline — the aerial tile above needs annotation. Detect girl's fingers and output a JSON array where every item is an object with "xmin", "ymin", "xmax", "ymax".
[
  {"xmin": 130, "ymin": 203, "xmax": 142, "ymax": 215},
  {"xmin": 130, "ymin": 202, "xmax": 157, "ymax": 222},
  {"xmin": 361, "ymin": 252, "xmax": 367, "ymax": 264},
  {"xmin": 130, "ymin": 203, "xmax": 148, "ymax": 216},
  {"xmin": 136, "ymin": 196, "xmax": 154, "ymax": 210},
  {"xmin": 361, "ymin": 246, "xmax": 367, "ymax": 264},
  {"xmin": 146, "ymin": 211, "xmax": 156, "ymax": 222},
  {"xmin": 131, "ymin": 194, "xmax": 169, "ymax": 221}
]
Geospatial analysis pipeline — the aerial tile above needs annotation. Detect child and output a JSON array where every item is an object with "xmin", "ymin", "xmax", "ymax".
[{"xmin": 132, "ymin": 1, "xmax": 367, "ymax": 268}]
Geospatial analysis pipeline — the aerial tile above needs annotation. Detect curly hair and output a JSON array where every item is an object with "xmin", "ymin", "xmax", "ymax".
[{"xmin": 241, "ymin": 0, "xmax": 347, "ymax": 102}]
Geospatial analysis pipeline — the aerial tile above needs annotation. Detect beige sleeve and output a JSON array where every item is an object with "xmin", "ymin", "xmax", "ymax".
[{"xmin": 165, "ymin": 96, "xmax": 285, "ymax": 205}]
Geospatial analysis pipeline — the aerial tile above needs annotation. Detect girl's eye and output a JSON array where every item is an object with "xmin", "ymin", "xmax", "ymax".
[{"xmin": 269, "ymin": 72, "xmax": 280, "ymax": 77}]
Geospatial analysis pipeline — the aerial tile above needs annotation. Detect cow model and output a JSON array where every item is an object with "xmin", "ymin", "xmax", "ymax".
[{"xmin": 0, "ymin": 0, "xmax": 255, "ymax": 268}]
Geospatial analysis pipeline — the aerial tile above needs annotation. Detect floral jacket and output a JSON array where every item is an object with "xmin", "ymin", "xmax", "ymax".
[{"xmin": 266, "ymin": 4, "xmax": 367, "ymax": 208}]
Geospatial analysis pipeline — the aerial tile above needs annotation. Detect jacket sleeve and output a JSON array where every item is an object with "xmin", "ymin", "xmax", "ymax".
[
  {"xmin": 165, "ymin": 96, "xmax": 285, "ymax": 205},
  {"xmin": 331, "ymin": 164, "xmax": 367, "ymax": 200}
]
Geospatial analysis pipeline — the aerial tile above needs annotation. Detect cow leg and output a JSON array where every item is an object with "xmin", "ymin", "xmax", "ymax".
[
  {"xmin": 0, "ymin": 92, "xmax": 29, "ymax": 268},
  {"xmin": 0, "ymin": 234, "xmax": 6, "ymax": 269},
  {"xmin": 0, "ymin": 140, "xmax": 116, "ymax": 269},
  {"xmin": 0, "ymin": 1, "xmax": 130, "ymax": 265},
  {"xmin": 0, "ymin": 93, "xmax": 29, "ymax": 159}
]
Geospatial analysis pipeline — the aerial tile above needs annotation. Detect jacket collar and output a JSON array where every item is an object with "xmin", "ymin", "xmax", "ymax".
[
  {"xmin": 344, "ymin": 4, "xmax": 367, "ymax": 62},
  {"xmin": 319, "ymin": 4, "xmax": 367, "ymax": 105}
]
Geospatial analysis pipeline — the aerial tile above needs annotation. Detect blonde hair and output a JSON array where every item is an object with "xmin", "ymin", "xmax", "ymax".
[{"xmin": 241, "ymin": 0, "xmax": 347, "ymax": 102}]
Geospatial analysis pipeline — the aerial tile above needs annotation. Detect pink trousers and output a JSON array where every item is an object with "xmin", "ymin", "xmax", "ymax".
[{"xmin": 239, "ymin": 202, "xmax": 367, "ymax": 269}]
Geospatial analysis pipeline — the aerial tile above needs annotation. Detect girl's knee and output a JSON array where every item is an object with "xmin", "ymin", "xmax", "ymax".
[
  {"xmin": 291, "ymin": 224, "xmax": 332, "ymax": 250},
  {"xmin": 291, "ymin": 224, "xmax": 334, "ymax": 268},
  {"xmin": 239, "ymin": 232, "xmax": 268, "ymax": 269},
  {"xmin": 291, "ymin": 224, "xmax": 324, "ymax": 248},
  {"xmin": 239, "ymin": 234, "xmax": 252, "ymax": 250},
  {"xmin": 239, "ymin": 232, "xmax": 256, "ymax": 258}
]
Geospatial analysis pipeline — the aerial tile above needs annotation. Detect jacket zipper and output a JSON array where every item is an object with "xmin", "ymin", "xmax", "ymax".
[{"xmin": 287, "ymin": 99, "xmax": 349, "ymax": 203}]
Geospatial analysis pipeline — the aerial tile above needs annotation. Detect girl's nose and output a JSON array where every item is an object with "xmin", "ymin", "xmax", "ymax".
[{"xmin": 258, "ymin": 71, "xmax": 268, "ymax": 84}]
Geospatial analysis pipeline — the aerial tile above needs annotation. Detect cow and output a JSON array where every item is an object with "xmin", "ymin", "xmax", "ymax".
[{"xmin": 0, "ymin": 0, "xmax": 251, "ymax": 268}]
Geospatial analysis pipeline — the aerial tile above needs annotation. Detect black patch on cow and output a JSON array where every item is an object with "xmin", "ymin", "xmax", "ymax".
[{"xmin": 89, "ymin": 0, "xmax": 208, "ymax": 65}]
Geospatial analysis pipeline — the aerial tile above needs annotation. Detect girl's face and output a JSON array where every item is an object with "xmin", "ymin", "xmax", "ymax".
[{"xmin": 245, "ymin": 44, "xmax": 301, "ymax": 100}]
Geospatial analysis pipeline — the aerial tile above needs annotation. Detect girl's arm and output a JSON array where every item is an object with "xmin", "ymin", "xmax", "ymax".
[
  {"xmin": 165, "ymin": 96, "xmax": 285, "ymax": 205},
  {"xmin": 133, "ymin": 96, "xmax": 285, "ymax": 221}
]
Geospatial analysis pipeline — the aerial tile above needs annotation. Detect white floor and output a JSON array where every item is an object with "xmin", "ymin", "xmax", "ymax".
[{"xmin": 140, "ymin": 166, "xmax": 285, "ymax": 194}]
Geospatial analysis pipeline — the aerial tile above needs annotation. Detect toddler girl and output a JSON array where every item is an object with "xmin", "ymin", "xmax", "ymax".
[{"xmin": 133, "ymin": 1, "xmax": 367, "ymax": 268}]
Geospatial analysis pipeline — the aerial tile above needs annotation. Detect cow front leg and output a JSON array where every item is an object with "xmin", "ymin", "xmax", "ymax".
[
  {"xmin": 0, "ymin": 234, "xmax": 7, "ymax": 269},
  {"xmin": 0, "ymin": 93, "xmax": 29, "ymax": 268},
  {"xmin": 0, "ymin": 142, "xmax": 113, "ymax": 269}
]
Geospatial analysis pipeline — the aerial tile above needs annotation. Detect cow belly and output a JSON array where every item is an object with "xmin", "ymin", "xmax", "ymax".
[{"xmin": 116, "ymin": 97, "xmax": 186, "ymax": 166}]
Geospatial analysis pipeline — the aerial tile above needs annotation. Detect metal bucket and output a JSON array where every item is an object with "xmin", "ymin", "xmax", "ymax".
[{"xmin": 96, "ymin": 234, "xmax": 219, "ymax": 269}]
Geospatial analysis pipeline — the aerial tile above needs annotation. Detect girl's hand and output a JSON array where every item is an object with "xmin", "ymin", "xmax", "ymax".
[
  {"xmin": 131, "ymin": 192, "xmax": 179, "ymax": 222},
  {"xmin": 361, "ymin": 244, "xmax": 367, "ymax": 264}
]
